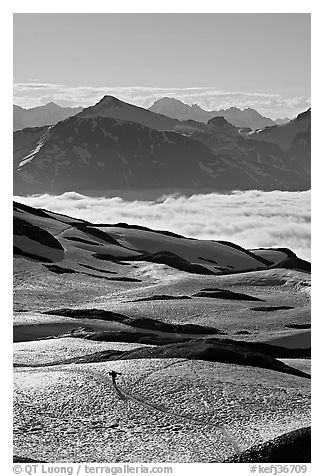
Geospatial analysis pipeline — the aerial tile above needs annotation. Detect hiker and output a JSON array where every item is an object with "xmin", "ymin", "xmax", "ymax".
[{"xmin": 109, "ymin": 370, "xmax": 122, "ymax": 384}]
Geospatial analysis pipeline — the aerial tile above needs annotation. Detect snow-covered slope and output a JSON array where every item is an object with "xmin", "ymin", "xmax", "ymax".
[
  {"xmin": 13, "ymin": 201, "xmax": 309, "ymax": 277},
  {"xmin": 17, "ymin": 126, "xmax": 53, "ymax": 169}
]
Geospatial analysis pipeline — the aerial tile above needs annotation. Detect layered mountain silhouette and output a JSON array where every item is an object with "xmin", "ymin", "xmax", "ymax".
[
  {"xmin": 149, "ymin": 97, "xmax": 275, "ymax": 130},
  {"xmin": 13, "ymin": 116, "xmax": 219, "ymax": 194},
  {"xmin": 249, "ymin": 109, "xmax": 311, "ymax": 149},
  {"xmin": 248, "ymin": 109, "xmax": 311, "ymax": 177},
  {"xmin": 78, "ymin": 95, "xmax": 179, "ymax": 130},
  {"xmin": 275, "ymin": 117, "xmax": 291, "ymax": 125},
  {"xmin": 13, "ymin": 96, "xmax": 311, "ymax": 195},
  {"xmin": 13, "ymin": 102, "xmax": 83, "ymax": 131}
]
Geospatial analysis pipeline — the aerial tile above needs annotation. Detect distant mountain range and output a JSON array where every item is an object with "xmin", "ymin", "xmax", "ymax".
[
  {"xmin": 13, "ymin": 95, "xmax": 311, "ymax": 195},
  {"xmin": 274, "ymin": 117, "xmax": 291, "ymax": 125},
  {"xmin": 13, "ymin": 98, "xmax": 292, "ymax": 132},
  {"xmin": 149, "ymin": 97, "xmax": 290, "ymax": 130},
  {"xmin": 13, "ymin": 102, "xmax": 83, "ymax": 131}
]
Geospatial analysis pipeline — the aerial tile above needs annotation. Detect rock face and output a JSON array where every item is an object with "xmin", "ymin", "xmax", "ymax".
[
  {"xmin": 226, "ymin": 426, "xmax": 311, "ymax": 463},
  {"xmin": 13, "ymin": 102, "xmax": 82, "ymax": 131},
  {"xmin": 13, "ymin": 96, "xmax": 311, "ymax": 195},
  {"xmin": 149, "ymin": 97, "xmax": 276, "ymax": 130}
]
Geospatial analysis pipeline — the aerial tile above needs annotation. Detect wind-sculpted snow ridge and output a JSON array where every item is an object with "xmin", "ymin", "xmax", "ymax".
[
  {"xmin": 13, "ymin": 201, "xmax": 309, "ymax": 276},
  {"xmin": 15, "ymin": 323, "xmax": 310, "ymax": 378},
  {"xmin": 41, "ymin": 308, "xmax": 223, "ymax": 336}
]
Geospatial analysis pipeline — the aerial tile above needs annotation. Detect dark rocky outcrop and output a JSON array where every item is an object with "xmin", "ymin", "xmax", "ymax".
[{"xmin": 225, "ymin": 427, "xmax": 311, "ymax": 463}]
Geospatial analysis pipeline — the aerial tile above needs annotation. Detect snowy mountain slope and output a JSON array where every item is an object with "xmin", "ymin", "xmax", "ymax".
[
  {"xmin": 13, "ymin": 201, "xmax": 309, "ymax": 277},
  {"xmin": 17, "ymin": 126, "xmax": 53, "ymax": 169},
  {"xmin": 13, "ymin": 201, "xmax": 311, "ymax": 467},
  {"xmin": 13, "ymin": 126, "xmax": 51, "ymax": 169},
  {"xmin": 13, "ymin": 200, "xmax": 311, "ymax": 349}
]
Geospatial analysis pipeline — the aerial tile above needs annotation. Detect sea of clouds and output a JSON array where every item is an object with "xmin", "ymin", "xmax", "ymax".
[
  {"xmin": 14, "ymin": 190, "xmax": 311, "ymax": 261},
  {"xmin": 13, "ymin": 84, "xmax": 311, "ymax": 120}
]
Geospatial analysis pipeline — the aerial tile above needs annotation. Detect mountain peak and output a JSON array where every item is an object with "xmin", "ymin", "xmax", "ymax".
[
  {"xmin": 152, "ymin": 97, "xmax": 182, "ymax": 105},
  {"xmin": 191, "ymin": 103, "xmax": 204, "ymax": 111},
  {"xmin": 77, "ymin": 95, "xmax": 178, "ymax": 131},
  {"xmin": 96, "ymin": 95, "xmax": 123, "ymax": 107},
  {"xmin": 77, "ymin": 95, "xmax": 126, "ymax": 118},
  {"xmin": 295, "ymin": 108, "xmax": 311, "ymax": 121},
  {"xmin": 13, "ymin": 101, "xmax": 82, "ymax": 131},
  {"xmin": 207, "ymin": 116, "xmax": 231, "ymax": 127},
  {"xmin": 228, "ymin": 107, "xmax": 242, "ymax": 112},
  {"xmin": 149, "ymin": 98, "xmax": 277, "ymax": 129},
  {"xmin": 44, "ymin": 101, "xmax": 61, "ymax": 109},
  {"xmin": 207, "ymin": 116, "xmax": 239, "ymax": 136}
]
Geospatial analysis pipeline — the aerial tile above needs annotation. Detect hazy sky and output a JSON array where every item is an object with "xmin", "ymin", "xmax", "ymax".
[{"xmin": 13, "ymin": 13, "xmax": 311, "ymax": 118}]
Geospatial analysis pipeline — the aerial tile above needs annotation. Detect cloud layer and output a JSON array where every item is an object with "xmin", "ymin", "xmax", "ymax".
[
  {"xmin": 14, "ymin": 190, "xmax": 311, "ymax": 261},
  {"xmin": 13, "ymin": 83, "xmax": 310, "ymax": 120}
]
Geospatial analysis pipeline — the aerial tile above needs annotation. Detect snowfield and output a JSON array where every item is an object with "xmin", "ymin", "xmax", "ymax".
[{"xmin": 13, "ymin": 201, "xmax": 311, "ymax": 463}]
